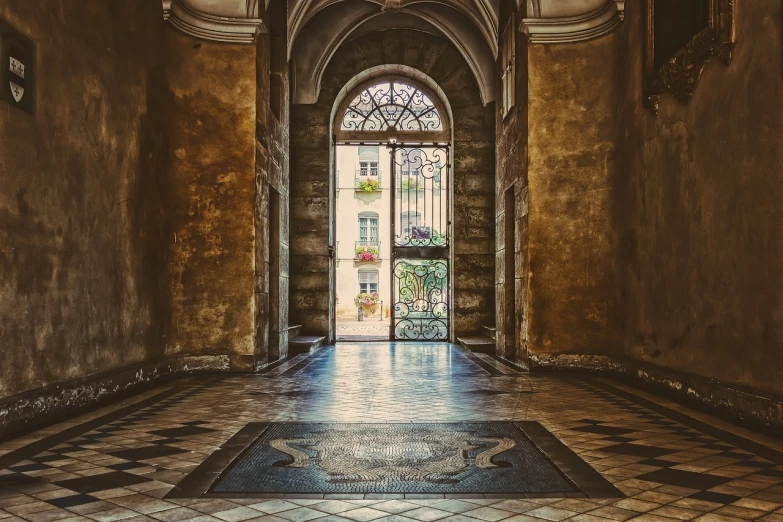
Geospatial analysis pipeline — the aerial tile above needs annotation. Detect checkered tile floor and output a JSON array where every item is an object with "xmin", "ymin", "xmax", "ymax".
[{"xmin": 2, "ymin": 343, "xmax": 783, "ymax": 521}]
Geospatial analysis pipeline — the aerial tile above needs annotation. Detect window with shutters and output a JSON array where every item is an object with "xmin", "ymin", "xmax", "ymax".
[{"xmin": 358, "ymin": 270, "xmax": 379, "ymax": 294}]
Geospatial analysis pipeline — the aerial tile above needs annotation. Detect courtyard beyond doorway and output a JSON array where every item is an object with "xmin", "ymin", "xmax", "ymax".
[{"xmin": 336, "ymin": 317, "xmax": 389, "ymax": 341}]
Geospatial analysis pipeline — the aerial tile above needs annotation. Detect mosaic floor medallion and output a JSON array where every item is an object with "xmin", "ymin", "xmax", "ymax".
[{"xmin": 201, "ymin": 422, "xmax": 609, "ymax": 495}]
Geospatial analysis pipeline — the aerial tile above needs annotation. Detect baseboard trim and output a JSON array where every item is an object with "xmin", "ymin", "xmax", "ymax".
[
  {"xmin": 0, "ymin": 354, "xmax": 235, "ymax": 441},
  {"xmin": 530, "ymin": 353, "xmax": 783, "ymax": 434}
]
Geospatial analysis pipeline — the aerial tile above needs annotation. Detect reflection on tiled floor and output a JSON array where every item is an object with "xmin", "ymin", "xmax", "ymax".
[{"xmin": 2, "ymin": 343, "xmax": 783, "ymax": 521}]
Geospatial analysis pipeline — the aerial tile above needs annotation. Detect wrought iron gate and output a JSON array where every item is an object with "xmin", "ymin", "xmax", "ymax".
[{"xmin": 390, "ymin": 146, "xmax": 450, "ymax": 340}]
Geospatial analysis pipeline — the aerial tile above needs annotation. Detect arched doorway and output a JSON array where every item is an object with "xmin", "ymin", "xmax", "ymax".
[{"xmin": 332, "ymin": 77, "xmax": 453, "ymax": 341}]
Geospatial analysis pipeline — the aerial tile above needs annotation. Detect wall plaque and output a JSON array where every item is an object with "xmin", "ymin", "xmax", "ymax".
[
  {"xmin": 1, "ymin": 21, "xmax": 34, "ymax": 114},
  {"xmin": 644, "ymin": 0, "xmax": 735, "ymax": 113}
]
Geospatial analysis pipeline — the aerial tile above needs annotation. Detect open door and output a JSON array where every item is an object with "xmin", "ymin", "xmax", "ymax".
[{"xmin": 389, "ymin": 146, "xmax": 450, "ymax": 341}]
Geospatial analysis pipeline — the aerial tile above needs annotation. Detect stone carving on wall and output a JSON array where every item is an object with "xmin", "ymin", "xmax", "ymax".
[{"xmin": 643, "ymin": 0, "xmax": 735, "ymax": 113}]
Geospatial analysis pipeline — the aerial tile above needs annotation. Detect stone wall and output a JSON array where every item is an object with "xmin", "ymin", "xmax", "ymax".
[
  {"xmin": 289, "ymin": 29, "xmax": 496, "ymax": 340},
  {"xmin": 254, "ymin": 2, "xmax": 290, "ymax": 363},
  {"xmin": 525, "ymin": 35, "xmax": 624, "ymax": 360},
  {"xmin": 0, "ymin": 1, "xmax": 171, "ymax": 403},
  {"xmin": 615, "ymin": 1, "xmax": 783, "ymax": 396},
  {"xmin": 165, "ymin": 30, "xmax": 257, "ymax": 370},
  {"xmin": 495, "ymin": 4, "xmax": 529, "ymax": 362}
]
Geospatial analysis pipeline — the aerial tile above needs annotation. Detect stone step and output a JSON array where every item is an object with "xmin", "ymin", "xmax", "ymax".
[
  {"xmin": 287, "ymin": 324, "xmax": 303, "ymax": 338},
  {"xmin": 456, "ymin": 336, "xmax": 495, "ymax": 354},
  {"xmin": 481, "ymin": 325, "xmax": 497, "ymax": 341},
  {"xmin": 288, "ymin": 335, "xmax": 326, "ymax": 354}
]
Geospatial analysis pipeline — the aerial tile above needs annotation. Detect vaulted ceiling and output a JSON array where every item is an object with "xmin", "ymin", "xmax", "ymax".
[
  {"xmin": 288, "ymin": 0, "xmax": 499, "ymax": 105},
  {"xmin": 161, "ymin": 0, "xmax": 625, "ymax": 106}
]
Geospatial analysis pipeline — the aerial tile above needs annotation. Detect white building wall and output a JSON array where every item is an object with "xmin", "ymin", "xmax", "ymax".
[
  {"xmin": 334, "ymin": 146, "xmax": 442, "ymax": 319},
  {"xmin": 335, "ymin": 145, "xmax": 391, "ymax": 318}
]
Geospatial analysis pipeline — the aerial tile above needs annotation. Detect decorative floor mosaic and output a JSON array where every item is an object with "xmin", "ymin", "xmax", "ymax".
[
  {"xmin": 202, "ymin": 422, "xmax": 597, "ymax": 495},
  {"xmin": 1, "ymin": 343, "xmax": 783, "ymax": 522}
]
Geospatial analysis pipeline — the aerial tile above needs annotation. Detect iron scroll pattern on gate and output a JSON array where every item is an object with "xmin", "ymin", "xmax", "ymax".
[
  {"xmin": 341, "ymin": 81, "xmax": 443, "ymax": 132},
  {"xmin": 393, "ymin": 259, "xmax": 448, "ymax": 340},
  {"xmin": 394, "ymin": 147, "xmax": 449, "ymax": 248}
]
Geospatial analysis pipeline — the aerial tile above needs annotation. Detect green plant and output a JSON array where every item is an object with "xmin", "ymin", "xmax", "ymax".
[
  {"xmin": 355, "ymin": 245, "xmax": 379, "ymax": 261},
  {"xmin": 400, "ymin": 177, "xmax": 424, "ymax": 191},
  {"xmin": 358, "ymin": 178, "xmax": 380, "ymax": 192}
]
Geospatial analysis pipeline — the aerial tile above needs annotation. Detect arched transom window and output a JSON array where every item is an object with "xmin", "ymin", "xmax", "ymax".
[{"xmin": 337, "ymin": 80, "xmax": 449, "ymax": 142}]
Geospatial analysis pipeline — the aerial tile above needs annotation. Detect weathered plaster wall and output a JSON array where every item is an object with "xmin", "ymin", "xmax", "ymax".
[
  {"xmin": 290, "ymin": 29, "xmax": 495, "ymax": 339},
  {"xmin": 0, "ymin": 1, "xmax": 171, "ymax": 402},
  {"xmin": 615, "ymin": 1, "xmax": 783, "ymax": 395},
  {"xmin": 166, "ymin": 30, "xmax": 258, "ymax": 370},
  {"xmin": 495, "ymin": 4, "xmax": 529, "ymax": 362},
  {"xmin": 526, "ymin": 35, "xmax": 623, "ymax": 359}
]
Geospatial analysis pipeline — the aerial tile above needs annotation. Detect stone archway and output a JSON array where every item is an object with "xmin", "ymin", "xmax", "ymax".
[
  {"xmin": 288, "ymin": 29, "xmax": 496, "ymax": 344},
  {"xmin": 331, "ymin": 74, "xmax": 453, "ymax": 341}
]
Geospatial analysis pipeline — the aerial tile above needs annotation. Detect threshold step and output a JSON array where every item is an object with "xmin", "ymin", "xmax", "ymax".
[
  {"xmin": 456, "ymin": 336, "xmax": 495, "ymax": 354},
  {"xmin": 481, "ymin": 326, "xmax": 497, "ymax": 341},
  {"xmin": 287, "ymin": 324, "xmax": 303, "ymax": 338},
  {"xmin": 289, "ymin": 335, "xmax": 326, "ymax": 354}
]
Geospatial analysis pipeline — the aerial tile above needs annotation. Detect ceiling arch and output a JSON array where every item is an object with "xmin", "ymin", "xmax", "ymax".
[
  {"xmin": 287, "ymin": 0, "xmax": 498, "ymax": 60},
  {"xmin": 157, "ymin": 0, "xmax": 625, "ymax": 103},
  {"xmin": 157, "ymin": 0, "xmax": 625, "ymax": 48},
  {"xmin": 290, "ymin": 1, "xmax": 497, "ymax": 106}
]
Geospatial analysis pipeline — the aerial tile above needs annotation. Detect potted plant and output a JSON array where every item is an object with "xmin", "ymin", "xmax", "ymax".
[
  {"xmin": 358, "ymin": 178, "xmax": 380, "ymax": 192},
  {"xmin": 355, "ymin": 292, "xmax": 380, "ymax": 309},
  {"xmin": 355, "ymin": 245, "xmax": 379, "ymax": 261}
]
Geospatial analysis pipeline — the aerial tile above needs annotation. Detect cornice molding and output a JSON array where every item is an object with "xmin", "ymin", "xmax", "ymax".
[
  {"xmin": 521, "ymin": 0, "xmax": 624, "ymax": 44},
  {"xmin": 161, "ymin": 0, "xmax": 265, "ymax": 44}
]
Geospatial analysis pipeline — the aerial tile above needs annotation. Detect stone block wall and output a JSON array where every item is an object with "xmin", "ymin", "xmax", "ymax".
[
  {"xmin": 495, "ymin": 3, "xmax": 530, "ymax": 362},
  {"xmin": 254, "ymin": 1, "xmax": 290, "ymax": 364},
  {"xmin": 289, "ymin": 29, "xmax": 495, "ymax": 340}
]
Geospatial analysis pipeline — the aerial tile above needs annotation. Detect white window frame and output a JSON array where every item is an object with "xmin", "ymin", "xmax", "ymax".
[
  {"xmin": 359, "ymin": 212, "xmax": 379, "ymax": 243},
  {"xmin": 359, "ymin": 270, "xmax": 379, "ymax": 294}
]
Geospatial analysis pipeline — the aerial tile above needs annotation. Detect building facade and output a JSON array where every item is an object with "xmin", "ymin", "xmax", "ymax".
[
  {"xmin": 335, "ymin": 145, "xmax": 390, "ymax": 319},
  {"xmin": 334, "ymin": 145, "xmax": 444, "ymax": 322}
]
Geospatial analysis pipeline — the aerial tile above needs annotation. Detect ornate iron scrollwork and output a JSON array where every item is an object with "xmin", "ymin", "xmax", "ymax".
[
  {"xmin": 394, "ymin": 147, "xmax": 449, "ymax": 248},
  {"xmin": 393, "ymin": 259, "xmax": 449, "ymax": 341},
  {"xmin": 644, "ymin": 0, "xmax": 735, "ymax": 114},
  {"xmin": 341, "ymin": 82, "xmax": 444, "ymax": 132}
]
